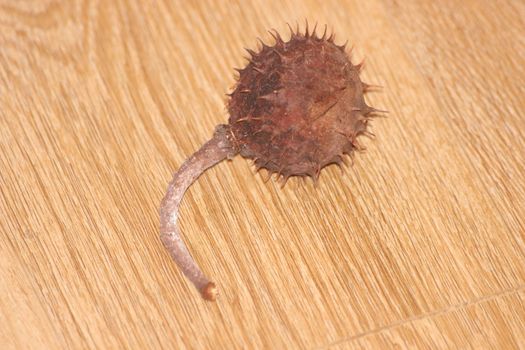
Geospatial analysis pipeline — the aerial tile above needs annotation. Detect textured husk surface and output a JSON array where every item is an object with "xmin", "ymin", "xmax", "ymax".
[{"xmin": 228, "ymin": 29, "xmax": 373, "ymax": 181}]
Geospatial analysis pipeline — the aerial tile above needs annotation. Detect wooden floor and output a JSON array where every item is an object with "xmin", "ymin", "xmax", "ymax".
[{"xmin": 1, "ymin": 0, "xmax": 524, "ymax": 348}]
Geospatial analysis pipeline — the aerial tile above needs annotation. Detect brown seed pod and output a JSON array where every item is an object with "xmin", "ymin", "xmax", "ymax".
[{"xmin": 159, "ymin": 24, "xmax": 384, "ymax": 301}]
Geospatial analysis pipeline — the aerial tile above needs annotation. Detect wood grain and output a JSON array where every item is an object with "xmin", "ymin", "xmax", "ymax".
[{"xmin": 1, "ymin": 0, "xmax": 524, "ymax": 348}]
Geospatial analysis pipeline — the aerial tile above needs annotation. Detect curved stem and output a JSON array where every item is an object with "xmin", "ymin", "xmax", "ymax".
[{"xmin": 160, "ymin": 125, "xmax": 237, "ymax": 301}]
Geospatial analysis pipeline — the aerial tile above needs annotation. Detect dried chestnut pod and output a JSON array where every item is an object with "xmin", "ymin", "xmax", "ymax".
[{"xmin": 160, "ymin": 24, "xmax": 384, "ymax": 301}]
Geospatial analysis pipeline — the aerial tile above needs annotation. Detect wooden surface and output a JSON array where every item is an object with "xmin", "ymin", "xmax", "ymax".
[{"xmin": 1, "ymin": 0, "xmax": 524, "ymax": 348}]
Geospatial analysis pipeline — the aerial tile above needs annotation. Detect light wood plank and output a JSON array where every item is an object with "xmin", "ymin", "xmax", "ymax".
[{"xmin": 0, "ymin": 0, "xmax": 523, "ymax": 348}]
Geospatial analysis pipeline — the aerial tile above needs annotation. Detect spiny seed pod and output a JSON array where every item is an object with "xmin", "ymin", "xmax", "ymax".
[{"xmin": 159, "ymin": 23, "xmax": 385, "ymax": 301}]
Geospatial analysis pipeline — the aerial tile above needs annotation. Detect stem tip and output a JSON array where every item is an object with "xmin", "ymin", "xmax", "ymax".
[{"xmin": 201, "ymin": 282, "xmax": 218, "ymax": 301}]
